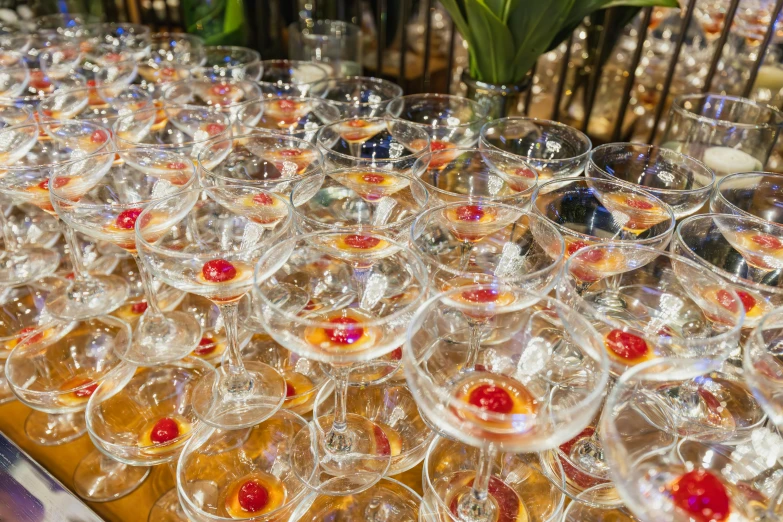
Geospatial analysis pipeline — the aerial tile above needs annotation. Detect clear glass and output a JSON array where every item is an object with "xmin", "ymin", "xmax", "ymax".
[
  {"xmin": 660, "ymin": 94, "xmax": 783, "ymax": 178},
  {"xmin": 413, "ymin": 147, "xmax": 538, "ymax": 205},
  {"xmin": 291, "ymin": 478, "xmax": 422, "ymax": 521},
  {"xmin": 137, "ymin": 186, "xmax": 293, "ymax": 429},
  {"xmin": 259, "ymin": 59, "xmax": 330, "ymax": 96},
  {"xmin": 317, "ymin": 117, "xmax": 429, "ymax": 171},
  {"xmin": 254, "ymin": 231, "xmax": 428, "ymax": 494},
  {"xmin": 587, "ymin": 143, "xmax": 715, "ymax": 219},
  {"xmin": 309, "ymin": 76, "xmax": 403, "ymax": 118},
  {"xmin": 199, "ymin": 45, "xmax": 262, "ymax": 81},
  {"xmin": 560, "ymin": 484, "xmax": 635, "ymax": 521},
  {"xmin": 405, "ymin": 286, "xmax": 609, "ymax": 522},
  {"xmin": 532, "ymin": 177, "xmax": 676, "ymax": 258},
  {"xmin": 236, "ymin": 97, "xmax": 342, "ymax": 142},
  {"xmin": 177, "ymin": 410, "xmax": 310, "ymax": 521},
  {"xmin": 38, "ymin": 43, "xmax": 84, "ymax": 82},
  {"xmin": 163, "ymin": 78, "xmax": 262, "ymax": 119},
  {"xmin": 199, "ymin": 134, "xmax": 323, "ymax": 194},
  {"xmin": 80, "ymin": 22, "xmax": 152, "ymax": 61},
  {"xmin": 746, "ymin": 307, "xmax": 783, "ymax": 427},
  {"xmin": 411, "ymin": 202, "xmax": 565, "ymax": 294},
  {"xmin": 288, "ymin": 20, "xmax": 362, "ymax": 78},
  {"xmin": 672, "ymin": 213, "xmax": 783, "ymax": 329},
  {"xmin": 0, "ymin": 58, "xmax": 30, "ymax": 99},
  {"xmin": 601, "ymin": 358, "xmax": 778, "ymax": 522},
  {"xmin": 711, "ymin": 171, "xmax": 783, "ymax": 224},
  {"xmin": 387, "ymin": 94, "xmax": 488, "ymax": 148},
  {"xmin": 148, "ymin": 32, "xmax": 205, "ymax": 66},
  {"xmin": 480, "ymin": 117, "xmax": 592, "ymax": 181},
  {"xmin": 38, "ymin": 84, "xmax": 152, "ymax": 128},
  {"xmin": 51, "ymin": 148, "xmax": 203, "ymax": 366},
  {"xmin": 0, "ymin": 102, "xmax": 33, "ymax": 128}
]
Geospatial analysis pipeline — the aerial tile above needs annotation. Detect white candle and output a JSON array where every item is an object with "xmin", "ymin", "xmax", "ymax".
[{"xmin": 702, "ymin": 146, "xmax": 763, "ymax": 177}]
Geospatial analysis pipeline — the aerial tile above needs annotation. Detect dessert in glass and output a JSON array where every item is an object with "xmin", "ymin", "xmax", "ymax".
[
  {"xmin": 387, "ymin": 94, "xmax": 488, "ymax": 149},
  {"xmin": 259, "ymin": 59, "xmax": 330, "ymax": 96},
  {"xmin": 711, "ymin": 171, "xmax": 783, "ymax": 224},
  {"xmin": 236, "ymin": 96, "xmax": 342, "ymax": 143},
  {"xmin": 309, "ymin": 76, "xmax": 403, "ymax": 118},
  {"xmin": 162, "ymin": 77, "xmax": 262, "ymax": 120},
  {"xmin": 745, "ymin": 307, "xmax": 783, "ymax": 427},
  {"xmin": 199, "ymin": 45, "xmax": 262, "ymax": 81},
  {"xmin": 38, "ymin": 84, "xmax": 152, "ymax": 129}
]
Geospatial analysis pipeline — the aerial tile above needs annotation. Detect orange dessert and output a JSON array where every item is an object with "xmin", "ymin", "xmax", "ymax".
[
  {"xmin": 58, "ymin": 376, "xmax": 99, "ymax": 406},
  {"xmin": 601, "ymin": 193, "xmax": 669, "ymax": 233},
  {"xmin": 443, "ymin": 204, "xmax": 500, "ymax": 242},
  {"xmin": 264, "ymin": 98, "xmax": 310, "ymax": 127},
  {"xmin": 503, "ymin": 167, "xmax": 538, "ymax": 192},
  {"xmin": 236, "ymin": 192, "xmax": 289, "ymax": 226},
  {"xmin": 327, "ymin": 233, "xmax": 389, "ymax": 254},
  {"xmin": 224, "ymin": 472, "xmax": 287, "ymax": 519},
  {"xmin": 703, "ymin": 287, "xmax": 770, "ymax": 324},
  {"xmin": 568, "ymin": 246, "xmax": 626, "ymax": 282},
  {"xmin": 722, "ymin": 230, "xmax": 783, "ymax": 270},
  {"xmin": 304, "ymin": 309, "xmax": 379, "ymax": 354},
  {"xmin": 264, "ymin": 148, "xmax": 317, "ymax": 176},
  {"xmin": 453, "ymin": 373, "xmax": 537, "ymax": 433},
  {"xmin": 191, "ymin": 332, "xmax": 227, "ymax": 360},
  {"xmin": 113, "ymin": 300, "xmax": 149, "ymax": 323},
  {"xmin": 337, "ymin": 171, "xmax": 409, "ymax": 201},
  {"xmin": 337, "ymin": 119, "xmax": 386, "ymax": 143},
  {"xmin": 603, "ymin": 328, "xmax": 655, "ymax": 366},
  {"xmin": 282, "ymin": 370, "xmax": 315, "ymax": 410}
]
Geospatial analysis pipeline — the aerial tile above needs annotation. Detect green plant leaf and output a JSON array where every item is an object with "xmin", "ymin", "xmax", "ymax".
[
  {"xmin": 464, "ymin": 0, "xmax": 516, "ymax": 84},
  {"xmin": 604, "ymin": 0, "xmax": 678, "ymax": 6},
  {"xmin": 508, "ymin": 0, "xmax": 576, "ymax": 82},
  {"xmin": 438, "ymin": 0, "xmax": 474, "ymax": 49}
]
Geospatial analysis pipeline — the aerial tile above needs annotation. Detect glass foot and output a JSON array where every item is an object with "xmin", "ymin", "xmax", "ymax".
[
  {"xmin": 117, "ymin": 311, "xmax": 201, "ymax": 366},
  {"xmin": 291, "ymin": 478, "xmax": 421, "ymax": 521},
  {"xmin": 149, "ymin": 488, "xmax": 187, "ymax": 522},
  {"xmin": 25, "ymin": 410, "xmax": 86, "ymax": 445},
  {"xmin": 190, "ymin": 361, "xmax": 286, "ymax": 430},
  {"xmin": 73, "ymin": 449, "xmax": 150, "ymax": 502},
  {"xmin": 0, "ymin": 247, "xmax": 59, "ymax": 286},
  {"xmin": 289, "ymin": 413, "xmax": 391, "ymax": 495},
  {"xmin": 45, "ymin": 274, "xmax": 129, "ymax": 320}
]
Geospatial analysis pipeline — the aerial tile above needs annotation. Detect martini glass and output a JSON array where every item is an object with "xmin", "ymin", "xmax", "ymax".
[
  {"xmin": 199, "ymin": 134, "xmax": 324, "ymax": 194},
  {"xmin": 79, "ymin": 357, "xmax": 214, "ymax": 505},
  {"xmin": 259, "ymin": 59, "xmax": 330, "ymax": 96},
  {"xmin": 480, "ymin": 117, "xmax": 592, "ymax": 181},
  {"xmin": 386, "ymin": 94, "xmax": 488, "ymax": 149},
  {"xmin": 317, "ymin": 117, "xmax": 430, "ymax": 171},
  {"xmin": 413, "ymin": 147, "xmax": 538, "ymax": 205},
  {"xmin": 4, "ymin": 316, "xmax": 129, "ymax": 445},
  {"xmin": 199, "ymin": 45, "xmax": 262, "ymax": 81},
  {"xmin": 162, "ymin": 78, "xmax": 262, "ymax": 120},
  {"xmin": 38, "ymin": 84, "xmax": 152, "ymax": 128},
  {"xmin": 746, "ymin": 307, "xmax": 783, "ymax": 427},
  {"xmin": 236, "ymin": 97, "xmax": 342, "ymax": 143},
  {"xmin": 601, "ymin": 358, "xmax": 782, "ymax": 522},
  {"xmin": 51, "ymin": 148, "xmax": 203, "ymax": 366},
  {"xmin": 673, "ymin": 214, "xmax": 783, "ymax": 329},
  {"xmin": 137, "ymin": 186, "xmax": 293, "ymax": 429},
  {"xmin": 421, "ymin": 437, "xmax": 566, "ymax": 522},
  {"xmin": 38, "ymin": 43, "xmax": 84, "ymax": 82},
  {"xmin": 254, "ymin": 231, "xmax": 428, "ymax": 494},
  {"xmin": 81, "ymin": 22, "xmax": 152, "ymax": 61},
  {"xmin": 176, "ymin": 410, "xmax": 310, "ymax": 522},
  {"xmin": 148, "ymin": 32, "xmax": 205, "ymax": 67},
  {"xmin": 309, "ymin": 76, "xmax": 403, "ymax": 118},
  {"xmin": 532, "ymin": 177, "xmax": 676, "ymax": 260},
  {"xmin": 711, "ymin": 171, "xmax": 783, "ymax": 224},
  {"xmin": 405, "ymin": 285, "xmax": 609, "ymax": 522},
  {"xmin": 587, "ymin": 143, "xmax": 714, "ymax": 220}
]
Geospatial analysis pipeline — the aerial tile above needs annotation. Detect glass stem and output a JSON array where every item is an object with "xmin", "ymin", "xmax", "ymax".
[
  {"xmin": 465, "ymin": 324, "xmax": 482, "ymax": 370},
  {"xmin": 325, "ymin": 364, "xmax": 352, "ymax": 453},
  {"xmin": 131, "ymin": 254, "xmax": 163, "ymax": 316},
  {"xmin": 62, "ymin": 222, "xmax": 88, "ymax": 280},
  {"xmin": 0, "ymin": 205, "xmax": 18, "ymax": 252},
  {"xmin": 458, "ymin": 444, "xmax": 497, "ymax": 522},
  {"xmin": 459, "ymin": 241, "xmax": 472, "ymax": 272},
  {"xmin": 216, "ymin": 301, "xmax": 253, "ymax": 396},
  {"xmin": 353, "ymin": 266, "xmax": 370, "ymax": 307}
]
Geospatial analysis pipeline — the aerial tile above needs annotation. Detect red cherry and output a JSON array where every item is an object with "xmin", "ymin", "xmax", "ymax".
[
  {"xmin": 211, "ymin": 84, "xmax": 231, "ymax": 96},
  {"xmin": 285, "ymin": 382, "xmax": 296, "ymax": 397},
  {"xmin": 455, "ymin": 205, "xmax": 485, "ymax": 222},
  {"xmin": 324, "ymin": 317, "xmax": 364, "ymax": 345},
  {"xmin": 166, "ymin": 162, "xmax": 187, "ymax": 170},
  {"xmin": 277, "ymin": 99, "xmax": 297, "ymax": 112},
  {"xmin": 716, "ymin": 289, "xmax": 755, "ymax": 313},
  {"xmin": 131, "ymin": 301, "xmax": 148, "ymax": 315},
  {"xmin": 347, "ymin": 119, "xmax": 367, "ymax": 128},
  {"xmin": 150, "ymin": 417, "xmax": 180, "ymax": 444},
  {"xmin": 104, "ymin": 52, "xmax": 122, "ymax": 63},
  {"xmin": 194, "ymin": 337, "xmax": 217, "ymax": 356},
  {"xmin": 202, "ymin": 259, "xmax": 237, "ymax": 283},
  {"xmin": 73, "ymin": 382, "xmax": 97, "ymax": 399},
  {"xmin": 238, "ymin": 480, "xmax": 269, "ymax": 513},
  {"xmin": 671, "ymin": 469, "xmax": 730, "ymax": 522},
  {"xmin": 362, "ymin": 173, "xmax": 386, "ymax": 184},
  {"xmin": 514, "ymin": 168, "xmax": 536, "ymax": 179},
  {"xmin": 373, "ymin": 425, "xmax": 391, "ymax": 456},
  {"xmin": 390, "ymin": 346, "xmax": 403, "ymax": 361},
  {"xmin": 343, "ymin": 235, "xmax": 381, "ymax": 250},
  {"xmin": 577, "ymin": 248, "xmax": 605, "ymax": 264},
  {"xmin": 736, "ymin": 290, "xmax": 757, "ymax": 312},
  {"xmin": 253, "ymin": 193, "xmax": 274, "ymax": 205},
  {"xmin": 86, "ymin": 79, "xmax": 97, "ymax": 87},
  {"xmin": 468, "ymin": 383, "xmax": 514, "ymax": 414},
  {"xmin": 605, "ymin": 329, "xmax": 649, "ymax": 361},
  {"xmin": 430, "ymin": 140, "xmax": 448, "ymax": 151},
  {"xmin": 205, "ymin": 123, "xmax": 225, "ymax": 135},
  {"xmin": 461, "ymin": 288, "xmax": 500, "ymax": 303},
  {"xmin": 160, "ymin": 67, "xmax": 176, "ymax": 77},
  {"xmin": 115, "ymin": 208, "xmax": 144, "ymax": 230},
  {"xmin": 18, "ymin": 326, "xmax": 43, "ymax": 344},
  {"xmin": 30, "ymin": 71, "xmax": 51, "ymax": 90},
  {"xmin": 37, "ymin": 177, "xmax": 69, "ymax": 190},
  {"xmin": 90, "ymin": 130, "xmax": 108, "ymax": 144},
  {"xmin": 566, "ymin": 240, "xmax": 590, "ymax": 257},
  {"xmin": 751, "ymin": 234, "xmax": 783, "ymax": 250},
  {"xmin": 278, "ymin": 149, "xmax": 302, "ymax": 157},
  {"xmin": 625, "ymin": 197, "xmax": 654, "ymax": 210}
]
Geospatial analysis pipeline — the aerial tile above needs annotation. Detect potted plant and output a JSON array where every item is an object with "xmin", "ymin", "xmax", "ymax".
[{"xmin": 440, "ymin": 0, "xmax": 679, "ymax": 118}]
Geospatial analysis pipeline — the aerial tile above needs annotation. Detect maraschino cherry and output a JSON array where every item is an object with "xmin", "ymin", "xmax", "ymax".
[
  {"xmin": 237, "ymin": 480, "xmax": 269, "ymax": 513},
  {"xmin": 468, "ymin": 384, "xmax": 513, "ymax": 414},
  {"xmin": 202, "ymin": 259, "xmax": 237, "ymax": 283},
  {"xmin": 149, "ymin": 417, "xmax": 180, "ymax": 444}
]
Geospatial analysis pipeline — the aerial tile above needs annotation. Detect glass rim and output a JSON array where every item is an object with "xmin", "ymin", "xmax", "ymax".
[
  {"xmin": 411, "ymin": 202, "xmax": 565, "ymax": 281},
  {"xmin": 562, "ymin": 243, "xmax": 745, "ymax": 347},
  {"xmin": 386, "ymin": 93, "xmax": 489, "ymax": 129},
  {"xmin": 675, "ymin": 212, "xmax": 783, "ymax": 296},
  {"xmin": 747, "ymin": 306, "xmax": 783, "ymax": 371},
  {"xmin": 588, "ymin": 142, "xmax": 716, "ymax": 196},
  {"xmin": 112, "ymin": 104, "xmax": 233, "ymax": 147},
  {"xmin": 290, "ymin": 168, "xmax": 429, "ymax": 232},
  {"xmin": 259, "ymin": 59, "xmax": 331, "ymax": 83},
  {"xmin": 253, "ymin": 230, "xmax": 429, "ymax": 329},
  {"xmin": 39, "ymin": 82, "xmax": 151, "ymax": 104},
  {"xmin": 49, "ymin": 148, "xmax": 199, "ymax": 208},
  {"xmin": 672, "ymin": 93, "xmax": 783, "ymax": 130},
  {"xmin": 480, "ymin": 116, "xmax": 593, "ymax": 164},
  {"xmin": 309, "ymin": 76, "xmax": 404, "ymax": 107},
  {"xmin": 161, "ymin": 78, "xmax": 263, "ymax": 104},
  {"xmin": 532, "ymin": 176, "xmax": 677, "ymax": 245},
  {"xmin": 712, "ymin": 170, "xmax": 783, "ymax": 220},
  {"xmin": 316, "ymin": 116, "xmax": 430, "ymax": 163},
  {"xmin": 236, "ymin": 96, "xmax": 342, "ymax": 129},
  {"xmin": 404, "ymin": 284, "xmax": 610, "ymax": 422}
]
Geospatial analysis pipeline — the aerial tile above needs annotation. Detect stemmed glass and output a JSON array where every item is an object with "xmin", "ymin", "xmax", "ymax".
[
  {"xmin": 137, "ymin": 186, "xmax": 293, "ymax": 429},
  {"xmin": 532, "ymin": 177, "xmax": 676, "ymax": 259},
  {"xmin": 38, "ymin": 84, "xmax": 152, "ymax": 128},
  {"xmin": 0, "ymin": 120, "xmax": 130, "ymax": 319},
  {"xmin": 711, "ymin": 171, "xmax": 783, "ymax": 224},
  {"xmin": 50, "ymin": 149, "xmax": 203, "ymax": 366},
  {"xmin": 386, "ymin": 94, "xmax": 488, "ymax": 149},
  {"xmin": 0, "ymin": 52, "xmax": 30, "ymax": 99},
  {"xmin": 317, "ymin": 117, "xmax": 430, "ymax": 171},
  {"xmin": 80, "ymin": 22, "xmax": 152, "ymax": 61},
  {"xmin": 199, "ymin": 45, "xmax": 262, "ymax": 80},
  {"xmin": 601, "ymin": 358, "xmax": 781, "ymax": 521},
  {"xmin": 236, "ymin": 97, "xmax": 342, "ymax": 143},
  {"xmin": 660, "ymin": 94, "xmax": 783, "ymax": 178},
  {"xmin": 405, "ymin": 286, "xmax": 609, "ymax": 522},
  {"xmin": 4, "ymin": 316, "xmax": 128, "ymax": 446},
  {"xmin": 254, "ymin": 231, "xmax": 428, "ymax": 495},
  {"xmin": 140, "ymin": 32, "xmax": 205, "ymax": 89},
  {"xmin": 38, "ymin": 43, "xmax": 84, "ymax": 84},
  {"xmin": 0, "ymin": 102, "xmax": 33, "ymax": 128},
  {"xmin": 259, "ymin": 59, "xmax": 330, "ymax": 96},
  {"xmin": 586, "ymin": 143, "xmax": 715, "ymax": 220},
  {"xmin": 745, "ymin": 307, "xmax": 783, "ymax": 427},
  {"xmin": 480, "ymin": 117, "xmax": 592, "ymax": 181},
  {"xmin": 309, "ymin": 76, "xmax": 403, "ymax": 118},
  {"xmin": 199, "ymin": 134, "xmax": 324, "ymax": 194},
  {"xmin": 413, "ymin": 147, "xmax": 538, "ymax": 204},
  {"xmin": 162, "ymin": 78, "xmax": 262, "ymax": 120},
  {"xmin": 292, "ymin": 478, "xmax": 423, "ymax": 521}
]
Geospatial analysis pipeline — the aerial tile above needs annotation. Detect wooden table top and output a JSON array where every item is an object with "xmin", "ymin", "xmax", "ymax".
[{"xmin": 0, "ymin": 400, "xmax": 424, "ymax": 522}]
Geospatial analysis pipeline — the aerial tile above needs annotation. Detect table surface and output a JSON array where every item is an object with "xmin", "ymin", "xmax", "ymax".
[{"xmin": 0, "ymin": 400, "xmax": 424, "ymax": 522}]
